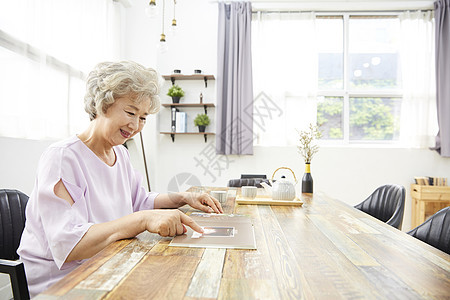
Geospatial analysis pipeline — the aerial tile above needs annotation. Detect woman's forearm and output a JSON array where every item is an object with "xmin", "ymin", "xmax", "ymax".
[
  {"xmin": 65, "ymin": 208, "xmax": 204, "ymax": 262},
  {"xmin": 154, "ymin": 192, "xmax": 188, "ymax": 209},
  {"xmin": 66, "ymin": 211, "xmax": 145, "ymax": 262},
  {"xmin": 154, "ymin": 191, "xmax": 223, "ymax": 214},
  {"xmin": 55, "ymin": 179, "xmax": 147, "ymax": 263}
]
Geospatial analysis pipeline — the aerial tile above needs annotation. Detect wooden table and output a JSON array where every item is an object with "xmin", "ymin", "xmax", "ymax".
[{"xmin": 37, "ymin": 188, "xmax": 450, "ymax": 299}]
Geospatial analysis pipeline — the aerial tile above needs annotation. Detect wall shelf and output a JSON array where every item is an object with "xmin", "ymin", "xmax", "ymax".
[
  {"xmin": 160, "ymin": 132, "xmax": 215, "ymax": 143},
  {"xmin": 161, "ymin": 75, "xmax": 215, "ymax": 142},
  {"xmin": 162, "ymin": 74, "xmax": 215, "ymax": 87},
  {"xmin": 162, "ymin": 103, "xmax": 215, "ymax": 114}
]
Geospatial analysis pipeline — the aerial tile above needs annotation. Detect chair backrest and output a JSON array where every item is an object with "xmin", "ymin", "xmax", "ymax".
[
  {"xmin": 407, "ymin": 206, "xmax": 450, "ymax": 254},
  {"xmin": 240, "ymin": 174, "xmax": 267, "ymax": 179},
  {"xmin": 0, "ymin": 189, "xmax": 29, "ymax": 260},
  {"xmin": 228, "ymin": 178, "xmax": 270, "ymax": 188},
  {"xmin": 354, "ymin": 184, "xmax": 405, "ymax": 229}
]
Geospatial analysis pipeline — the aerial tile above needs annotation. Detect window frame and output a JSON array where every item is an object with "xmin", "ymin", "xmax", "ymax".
[{"xmin": 316, "ymin": 13, "xmax": 403, "ymax": 145}]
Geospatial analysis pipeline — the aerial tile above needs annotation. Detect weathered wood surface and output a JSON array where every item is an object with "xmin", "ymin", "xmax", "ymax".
[
  {"xmin": 39, "ymin": 189, "xmax": 450, "ymax": 299},
  {"xmin": 36, "ymin": 238, "xmax": 133, "ymax": 297},
  {"xmin": 185, "ymin": 248, "xmax": 226, "ymax": 298}
]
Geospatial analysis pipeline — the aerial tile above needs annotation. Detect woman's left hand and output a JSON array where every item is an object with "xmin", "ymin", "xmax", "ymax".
[{"xmin": 183, "ymin": 192, "xmax": 224, "ymax": 214}]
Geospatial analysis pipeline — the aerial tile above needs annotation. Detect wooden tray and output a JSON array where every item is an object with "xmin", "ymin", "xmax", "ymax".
[{"xmin": 235, "ymin": 196, "xmax": 303, "ymax": 206}]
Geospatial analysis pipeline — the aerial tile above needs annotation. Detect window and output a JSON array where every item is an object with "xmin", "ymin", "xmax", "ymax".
[
  {"xmin": 0, "ymin": 0, "xmax": 123, "ymax": 140},
  {"xmin": 316, "ymin": 15, "xmax": 402, "ymax": 142},
  {"xmin": 317, "ymin": 16, "xmax": 402, "ymax": 143},
  {"xmin": 0, "ymin": 44, "xmax": 86, "ymax": 139},
  {"xmin": 252, "ymin": 12, "xmax": 436, "ymax": 147}
]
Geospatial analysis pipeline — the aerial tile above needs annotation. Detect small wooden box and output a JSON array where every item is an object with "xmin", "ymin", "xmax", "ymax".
[{"xmin": 411, "ymin": 184, "xmax": 450, "ymax": 228}]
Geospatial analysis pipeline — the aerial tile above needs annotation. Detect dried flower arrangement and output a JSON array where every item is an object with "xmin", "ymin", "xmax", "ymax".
[{"xmin": 297, "ymin": 124, "xmax": 322, "ymax": 164}]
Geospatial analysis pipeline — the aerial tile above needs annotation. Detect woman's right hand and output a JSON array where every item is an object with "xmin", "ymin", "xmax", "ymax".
[
  {"xmin": 66, "ymin": 209, "xmax": 203, "ymax": 263},
  {"xmin": 141, "ymin": 209, "xmax": 204, "ymax": 237}
]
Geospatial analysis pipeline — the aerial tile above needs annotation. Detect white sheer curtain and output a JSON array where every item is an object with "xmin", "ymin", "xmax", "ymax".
[
  {"xmin": 0, "ymin": 0, "xmax": 123, "ymax": 140},
  {"xmin": 252, "ymin": 12, "xmax": 317, "ymax": 146},
  {"xmin": 399, "ymin": 11, "xmax": 437, "ymax": 148}
]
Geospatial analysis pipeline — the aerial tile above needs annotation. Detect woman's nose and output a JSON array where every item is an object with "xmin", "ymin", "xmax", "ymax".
[{"xmin": 128, "ymin": 117, "xmax": 139, "ymax": 130}]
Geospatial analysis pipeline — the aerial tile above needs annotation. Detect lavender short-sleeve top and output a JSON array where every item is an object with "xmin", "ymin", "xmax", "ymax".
[{"xmin": 17, "ymin": 136, "xmax": 158, "ymax": 297}]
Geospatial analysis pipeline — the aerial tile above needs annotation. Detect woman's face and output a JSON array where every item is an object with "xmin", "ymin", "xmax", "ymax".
[{"xmin": 99, "ymin": 94, "xmax": 151, "ymax": 146}]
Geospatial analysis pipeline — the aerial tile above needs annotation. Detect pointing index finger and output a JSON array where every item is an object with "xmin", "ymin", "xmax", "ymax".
[{"xmin": 180, "ymin": 213, "xmax": 204, "ymax": 233}]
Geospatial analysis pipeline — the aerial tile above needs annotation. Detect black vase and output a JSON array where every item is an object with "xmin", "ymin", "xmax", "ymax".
[
  {"xmin": 302, "ymin": 163, "xmax": 313, "ymax": 193},
  {"xmin": 198, "ymin": 125, "xmax": 206, "ymax": 132},
  {"xmin": 172, "ymin": 96, "xmax": 180, "ymax": 103}
]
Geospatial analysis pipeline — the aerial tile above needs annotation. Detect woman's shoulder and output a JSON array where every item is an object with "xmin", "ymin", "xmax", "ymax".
[
  {"xmin": 40, "ymin": 136, "xmax": 83, "ymax": 162},
  {"xmin": 48, "ymin": 135, "xmax": 81, "ymax": 150},
  {"xmin": 36, "ymin": 136, "xmax": 87, "ymax": 181}
]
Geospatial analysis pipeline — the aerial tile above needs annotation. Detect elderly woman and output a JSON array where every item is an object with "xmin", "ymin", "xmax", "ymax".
[{"xmin": 17, "ymin": 61, "xmax": 223, "ymax": 297}]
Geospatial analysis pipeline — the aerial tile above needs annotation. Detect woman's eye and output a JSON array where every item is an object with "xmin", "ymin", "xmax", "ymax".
[
  {"xmin": 126, "ymin": 111, "xmax": 135, "ymax": 116},
  {"xmin": 140, "ymin": 118, "xmax": 147, "ymax": 122}
]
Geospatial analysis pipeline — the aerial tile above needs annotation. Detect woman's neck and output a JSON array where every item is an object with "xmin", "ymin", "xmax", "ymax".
[{"xmin": 78, "ymin": 121, "xmax": 115, "ymax": 166}]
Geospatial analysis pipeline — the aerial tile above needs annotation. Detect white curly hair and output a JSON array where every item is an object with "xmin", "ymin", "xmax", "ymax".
[{"xmin": 84, "ymin": 61, "xmax": 162, "ymax": 121}]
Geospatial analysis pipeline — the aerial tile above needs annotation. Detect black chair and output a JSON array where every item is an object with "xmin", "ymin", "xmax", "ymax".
[
  {"xmin": 240, "ymin": 174, "xmax": 267, "ymax": 179},
  {"xmin": 227, "ymin": 178, "xmax": 271, "ymax": 188},
  {"xmin": 407, "ymin": 206, "xmax": 450, "ymax": 254},
  {"xmin": 0, "ymin": 189, "xmax": 30, "ymax": 299},
  {"xmin": 354, "ymin": 184, "xmax": 405, "ymax": 230}
]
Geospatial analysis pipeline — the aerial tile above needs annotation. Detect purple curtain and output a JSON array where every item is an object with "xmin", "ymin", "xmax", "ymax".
[
  {"xmin": 433, "ymin": 0, "xmax": 450, "ymax": 156},
  {"xmin": 216, "ymin": 2, "xmax": 254, "ymax": 155}
]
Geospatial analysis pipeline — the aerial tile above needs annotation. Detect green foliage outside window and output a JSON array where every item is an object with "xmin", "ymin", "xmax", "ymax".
[
  {"xmin": 349, "ymin": 97, "xmax": 400, "ymax": 140},
  {"xmin": 349, "ymin": 79, "xmax": 399, "ymax": 90},
  {"xmin": 317, "ymin": 97, "xmax": 343, "ymax": 139},
  {"xmin": 317, "ymin": 97, "xmax": 401, "ymax": 141}
]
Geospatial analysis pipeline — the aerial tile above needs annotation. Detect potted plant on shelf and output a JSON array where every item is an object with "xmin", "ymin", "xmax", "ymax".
[
  {"xmin": 167, "ymin": 84, "xmax": 185, "ymax": 103},
  {"xmin": 194, "ymin": 113, "xmax": 210, "ymax": 133}
]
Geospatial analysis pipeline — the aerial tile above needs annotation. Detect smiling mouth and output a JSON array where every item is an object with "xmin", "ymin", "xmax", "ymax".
[{"xmin": 120, "ymin": 129, "xmax": 131, "ymax": 139}]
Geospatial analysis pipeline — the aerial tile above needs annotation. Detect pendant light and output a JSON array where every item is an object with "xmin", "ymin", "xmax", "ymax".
[
  {"xmin": 145, "ymin": 0, "xmax": 158, "ymax": 17},
  {"xmin": 157, "ymin": 0, "xmax": 168, "ymax": 53},
  {"xmin": 171, "ymin": 0, "xmax": 178, "ymax": 36}
]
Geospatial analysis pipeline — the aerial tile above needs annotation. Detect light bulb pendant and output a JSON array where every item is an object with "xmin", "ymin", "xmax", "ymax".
[
  {"xmin": 170, "ymin": 18, "xmax": 178, "ymax": 36},
  {"xmin": 145, "ymin": 0, "xmax": 158, "ymax": 17},
  {"xmin": 158, "ymin": 33, "xmax": 168, "ymax": 53}
]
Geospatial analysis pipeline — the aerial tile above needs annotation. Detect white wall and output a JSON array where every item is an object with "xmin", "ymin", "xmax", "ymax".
[
  {"xmin": 0, "ymin": 274, "xmax": 12, "ymax": 300},
  {"xmin": 0, "ymin": 137, "xmax": 55, "ymax": 195}
]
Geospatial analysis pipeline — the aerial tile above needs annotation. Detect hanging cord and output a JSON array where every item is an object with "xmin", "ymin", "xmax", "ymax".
[
  {"xmin": 139, "ymin": 132, "xmax": 151, "ymax": 191},
  {"xmin": 162, "ymin": 0, "xmax": 165, "ymax": 34},
  {"xmin": 173, "ymin": 0, "xmax": 176, "ymax": 24}
]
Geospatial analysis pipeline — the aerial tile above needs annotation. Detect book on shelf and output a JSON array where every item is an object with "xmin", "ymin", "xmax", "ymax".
[
  {"xmin": 414, "ymin": 176, "xmax": 448, "ymax": 186},
  {"xmin": 171, "ymin": 107, "xmax": 177, "ymax": 132},
  {"xmin": 175, "ymin": 111, "xmax": 187, "ymax": 133}
]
